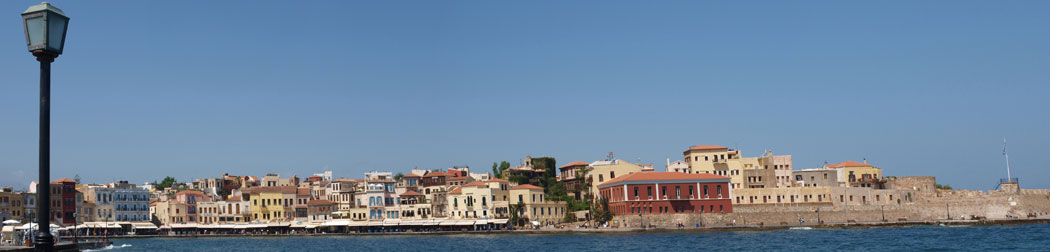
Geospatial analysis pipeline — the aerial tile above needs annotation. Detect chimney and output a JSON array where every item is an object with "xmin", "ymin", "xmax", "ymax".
[
  {"xmin": 666, "ymin": 158, "xmax": 671, "ymax": 167},
  {"xmin": 863, "ymin": 158, "xmax": 867, "ymax": 164}
]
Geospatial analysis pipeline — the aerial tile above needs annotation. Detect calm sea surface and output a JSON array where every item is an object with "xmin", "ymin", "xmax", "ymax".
[{"xmin": 102, "ymin": 223, "xmax": 1050, "ymax": 252}]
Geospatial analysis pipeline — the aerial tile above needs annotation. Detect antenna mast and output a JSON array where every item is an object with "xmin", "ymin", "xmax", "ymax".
[{"xmin": 1004, "ymin": 138, "xmax": 1012, "ymax": 181}]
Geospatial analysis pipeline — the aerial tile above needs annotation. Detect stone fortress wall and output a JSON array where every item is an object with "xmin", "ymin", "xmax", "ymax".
[{"xmin": 612, "ymin": 176, "xmax": 1050, "ymax": 227}]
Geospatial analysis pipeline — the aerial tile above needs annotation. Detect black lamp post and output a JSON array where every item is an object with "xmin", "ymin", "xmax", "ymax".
[{"xmin": 21, "ymin": 2, "xmax": 69, "ymax": 251}]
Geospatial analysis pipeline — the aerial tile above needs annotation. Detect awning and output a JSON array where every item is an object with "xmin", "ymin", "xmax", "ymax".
[
  {"xmin": 245, "ymin": 224, "xmax": 268, "ymax": 229},
  {"xmin": 131, "ymin": 222, "xmax": 157, "ymax": 229},
  {"xmin": 171, "ymin": 224, "xmax": 198, "ymax": 229},
  {"xmin": 439, "ymin": 220, "xmax": 458, "ymax": 226},
  {"xmin": 365, "ymin": 221, "xmax": 384, "ymax": 227},
  {"xmin": 348, "ymin": 221, "xmax": 368, "ymax": 227},
  {"xmin": 305, "ymin": 224, "xmax": 318, "ymax": 229},
  {"xmin": 492, "ymin": 219, "xmax": 509, "ymax": 224},
  {"xmin": 321, "ymin": 220, "xmax": 351, "ymax": 227},
  {"xmin": 267, "ymin": 222, "xmax": 290, "ymax": 227}
]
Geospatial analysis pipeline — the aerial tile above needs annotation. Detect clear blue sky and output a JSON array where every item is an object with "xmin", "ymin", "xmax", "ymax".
[{"xmin": 2, "ymin": 1, "xmax": 1048, "ymax": 190}]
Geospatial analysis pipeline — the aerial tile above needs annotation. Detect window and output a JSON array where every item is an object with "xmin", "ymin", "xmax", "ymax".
[
  {"xmin": 647, "ymin": 187, "xmax": 652, "ymax": 198},
  {"xmin": 633, "ymin": 187, "xmax": 638, "ymax": 199},
  {"xmin": 703, "ymin": 185, "xmax": 709, "ymax": 197},
  {"xmin": 610, "ymin": 171, "xmax": 615, "ymax": 179},
  {"xmin": 662, "ymin": 186, "xmax": 667, "ymax": 198},
  {"xmin": 518, "ymin": 194, "xmax": 523, "ymax": 202},
  {"xmin": 716, "ymin": 185, "xmax": 722, "ymax": 196},
  {"xmin": 598, "ymin": 175, "xmax": 604, "ymax": 182},
  {"xmin": 688, "ymin": 186, "xmax": 694, "ymax": 198},
  {"xmin": 675, "ymin": 186, "xmax": 681, "ymax": 199}
]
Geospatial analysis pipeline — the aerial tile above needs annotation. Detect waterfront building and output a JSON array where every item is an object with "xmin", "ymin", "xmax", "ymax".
[
  {"xmin": 682, "ymin": 145, "xmax": 788, "ymax": 190},
  {"xmin": 421, "ymin": 171, "xmax": 451, "ymax": 218},
  {"xmin": 307, "ymin": 200, "xmax": 335, "ymax": 221},
  {"xmin": 396, "ymin": 191, "xmax": 432, "ymax": 219},
  {"xmin": 50, "ymin": 178, "xmax": 77, "ymax": 225},
  {"xmin": 585, "ymin": 159, "xmax": 651, "ymax": 199},
  {"xmin": 824, "ymin": 160, "xmax": 883, "ymax": 188},
  {"xmin": 446, "ymin": 181, "xmax": 504, "ymax": 219},
  {"xmin": 174, "ymin": 190, "xmax": 212, "ymax": 223},
  {"xmin": 215, "ymin": 196, "xmax": 250, "ymax": 223},
  {"xmin": 793, "ymin": 169, "xmax": 839, "ymax": 188},
  {"xmin": 558, "ymin": 161, "xmax": 589, "ymax": 201},
  {"xmin": 261, "ymin": 173, "xmax": 299, "ymax": 187},
  {"xmin": 22, "ymin": 191, "xmax": 35, "ymax": 222},
  {"xmin": 509, "ymin": 184, "xmax": 567, "ymax": 226},
  {"xmin": 356, "ymin": 172, "xmax": 398, "ymax": 220},
  {"xmin": 154, "ymin": 200, "xmax": 188, "ymax": 224},
  {"xmin": 0, "ymin": 188, "xmax": 23, "ymax": 222},
  {"xmin": 596, "ymin": 172, "xmax": 733, "ymax": 215},
  {"xmin": 326, "ymin": 179, "xmax": 358, "ymax": 212},
  {"xmin": 249, "ymin": 186, "xmax": 296, "ymax": 222},
  {"xmin": 503, "ymin": 155, "xmax": 547, "ymax": 185},
  {"xmin": 731, "ymin": 186, "xmax": 908, "ymax": 206},
  {"xmin": 197, "ymin": 201, "xmax": 219, "ymax": 224}
]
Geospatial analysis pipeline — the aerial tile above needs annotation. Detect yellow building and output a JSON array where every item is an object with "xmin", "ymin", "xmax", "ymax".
[
  {"xmin": 825, "ymin": 160, "xmax": 883, "ymax": 187},
  {"xmin": 509, "ymin": 184, "xmax": 567, "ymax": 226},
  {"xmin": 249, "ymin": 186, "xmax": 297, "ymax": 222},
  {"xmin": 683, "ymin": 145, "xmax": 788, "ymax": 189},
  {"xmin": 585, "ymin": 159, "xmax": 652, "ymax": 198}
]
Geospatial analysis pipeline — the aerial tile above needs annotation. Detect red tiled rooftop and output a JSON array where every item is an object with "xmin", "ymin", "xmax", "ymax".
[
  {"xmin": 227, "ymin": 196, "xmax": 243, "ymax": 202},
  {"xmin": 597, "ymin": 171, "xmax": 729, "ymax": 188},
  {"xmin": 307, "ymin": 200, "xmax": 334, "ymax": 205},
  {"xmin": 463, "ymin": 181, "xmax": 488, "ymax": 187},
  {"xmin": 511, "ymin": 184, "xmax": 543, "ymax": 190},
  {"xmin": 399, "ymin": 191, "xmax": 423, "ymax": 197},
  {"xmin": 403, "ymin": 173, "xmax": 421, "ymax": 178},
  {"xmin": 175, "ymin": 190, "xmax": 205, "ymax": 196},
  {"xmin": 423, "ymin": 171, "xmax": 449, "ymax": 178},
  {"xmin": 251, "ymin": 186, "xmax": 298, "ymax": 194},
  {"xmin": 448, "ymin": 187, "xmax": 463, "ymax": 194},
  {"xmin": 825, "ymin": 160, "xmax": 873, "ymax": 168},
  {"xmin": 297, "ymin": 188, "xmax": 311, "ymax": 196},
  {"xmin": 684, "ymin": 145, "xmax": 729, "ymax": 152},
  {"xmin": 52, "ymin": 178, "xmax": 75, "ymax": 184},
  {"xmin": 485, "ymin": 179, "xmax": 509, "ymax": 183},
  {"xmin": 559, "ymin": 161, "xmax": 590, "ymax": 169}
]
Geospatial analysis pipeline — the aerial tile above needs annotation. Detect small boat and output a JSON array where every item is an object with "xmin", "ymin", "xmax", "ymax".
[{"xmin": 789, "ymin": 227, "xmax": 813, "ymax": 230}]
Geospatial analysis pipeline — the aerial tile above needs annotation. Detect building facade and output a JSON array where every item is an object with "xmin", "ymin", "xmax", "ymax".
[{"xmin": 597, "ymin": 172, "xmax": 734, "ymax": 215}]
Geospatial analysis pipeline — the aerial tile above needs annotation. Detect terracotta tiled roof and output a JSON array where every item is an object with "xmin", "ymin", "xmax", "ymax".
[
  {"xmin": 485, "ymin": 179, "xmax": 509, "ymax": 183},
  {"xmin": 175, "ymin": 190, "xmax": 205, "ymax": 196},
  {"xmin": 463, "ymin": 181, "xmax": 488, "ymax": 187},
  {"xmin": 399, "ymin": 191, "xmax": 423, "ymax": 197},
  {"xmin": 297, "ymin": 188, "xmax": 311, "ymax": 196},
  {"xmin": 227, "ymin": 196, "xmax": 242, "ymax": 202},
  {"xmin": 423, "ymin": 172, "xmax": 449, "ymax": 178},
  {"xmin": 403, "ymin": 173, "xmax": 421, "ymax": 178},
  {"xmin": 307, "ymin": 200, "xmax": 334, "ymax": 205},
  {"xmin": 295, "ymin": 205, "xmax": 308, "ymax": 209},
  {"xmin": 51, "ymin": 178, "xmax": 75, "ymax": 184},
  {"xmin": 597, "ymin": 171, "xmax": 729, "ymax": 188},
  {"xmin": 448, "ymin": 186, "xmax": 463, "ymax": 194},
  {"xmin": 825, "ymin": 161, "xmax": 873, "ymax": 168},
  {"xmin": 511, "ymin": 184, "xmax": 543, "ymax": 190},
  {"xmin": 449, "ymin": 177, "xmax": 468, "ymax": 181},
  {"xmin": 251, "ymin": 186, "xmax": 298, "ymax": 194},
  {"xmin": 684, "ymin": 145, "xmax": 729, "ymax": 152},
  {"xmin": 559, "ymin": 161, "xmax": 590, "ymax": 169}
]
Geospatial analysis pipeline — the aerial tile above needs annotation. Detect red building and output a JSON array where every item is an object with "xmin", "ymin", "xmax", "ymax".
[
  {"xmin": 597, "ymin": 172, "xmax": 733, "ymax": 215},
  {"xmin": 50, "ymin": 178, "xmax": 77, "ymax": 225}
]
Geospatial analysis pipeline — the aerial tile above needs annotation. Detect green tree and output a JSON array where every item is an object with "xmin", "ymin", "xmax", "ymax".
[
  {"xmin": 593, "ymin": 198, "xmax": 613, "ymax": 224},
  {"xmin": 156, "ymin": 176, "xmax": 177, "ymax": 191},
  {"xmin": 936, "ymin": 184, "xmax": 953, "ymax": 190},
  {"xmin": 498, "ymin": 161, "xmax": 511, "ymax": 178},
  {"xmin": 492, "ymin": 162, "xmax": 499, "ymax": 179},
  {"xmin": 394, "ymin": 172, "xmax": 405, "ymax": 181}
]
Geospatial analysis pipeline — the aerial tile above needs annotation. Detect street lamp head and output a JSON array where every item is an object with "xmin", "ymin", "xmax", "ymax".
[{"xmin": 22, "ymin": 2, "xmax": 69, "ymax": 59}]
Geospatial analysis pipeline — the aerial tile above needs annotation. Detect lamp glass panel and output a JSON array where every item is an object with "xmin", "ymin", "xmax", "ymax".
[
  {"xmin": 25, "ymin": 16, "xmax": 45, "ymax": 47},
  {"xmin": 47, "ymin": 15, "xmax": 67, "ymax": 51}
]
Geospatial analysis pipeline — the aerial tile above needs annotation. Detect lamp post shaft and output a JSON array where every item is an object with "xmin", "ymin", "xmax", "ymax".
[{"xmin": 35, "ymin": 56, "xmax": 54, "ymax": 252}]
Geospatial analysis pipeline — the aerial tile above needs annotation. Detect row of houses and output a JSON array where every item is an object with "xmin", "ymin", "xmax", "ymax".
[{"xmin": 1, "ymin": 145, "xmax": 930, "ymax": 229}]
